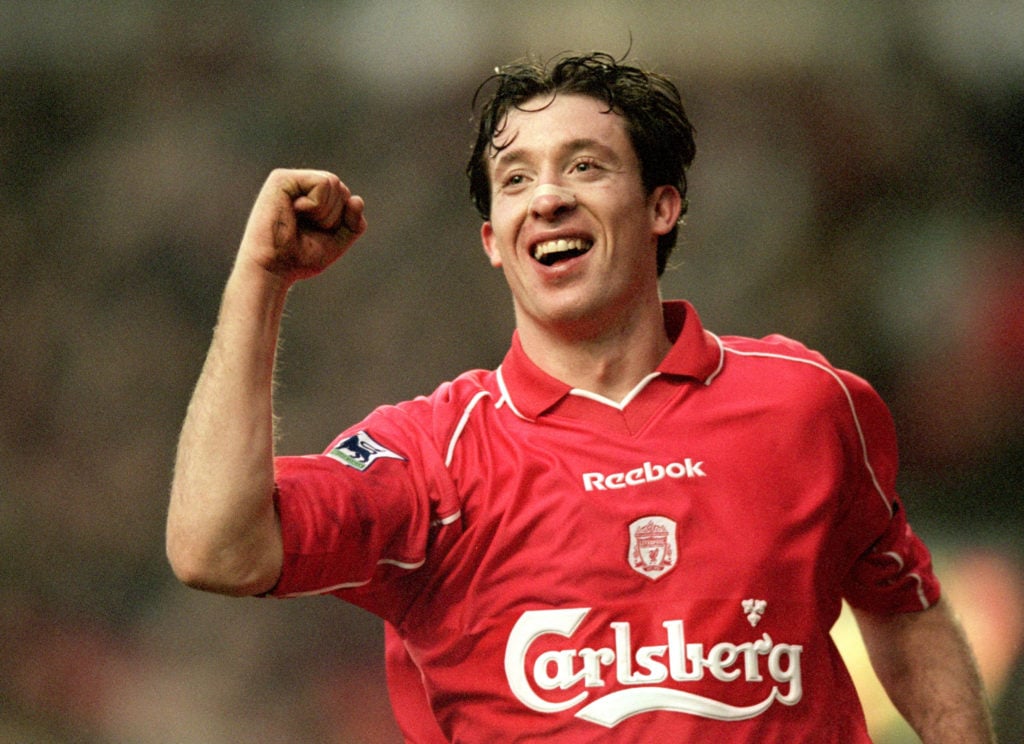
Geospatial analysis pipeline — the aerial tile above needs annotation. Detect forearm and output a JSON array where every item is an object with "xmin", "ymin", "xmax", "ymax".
[
  {"xmin": 167, "ymin": 169, "xmax": 365, "ymax": 596},
  {"xmin": 855, "ymin": 599, "xmax": 995, "ymax": 743},
  {"xmin": 167, "ymin": 259, "xmax": 288, "ymax": 596}
]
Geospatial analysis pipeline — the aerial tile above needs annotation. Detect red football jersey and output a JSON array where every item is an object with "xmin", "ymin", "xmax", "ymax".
[{"xmin": 270, "ymin": 301, "xmax": 939, "ymax": 742}]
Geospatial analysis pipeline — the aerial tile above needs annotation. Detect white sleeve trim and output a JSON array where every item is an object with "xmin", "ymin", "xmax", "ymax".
[{"xmin": 277, "ymin": 554, "xmax": 428, "ymax": 598}]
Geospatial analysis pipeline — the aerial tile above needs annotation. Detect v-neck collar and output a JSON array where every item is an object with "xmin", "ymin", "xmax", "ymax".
[{"xmin": 496, "ymin": 300, "xmax": 724, "ymax": 422}]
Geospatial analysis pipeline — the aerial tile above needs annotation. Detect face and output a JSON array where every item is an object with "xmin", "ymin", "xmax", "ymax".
[{"xmin": 481, "ymin": 94, "xmax": 681, "ymax": 340}]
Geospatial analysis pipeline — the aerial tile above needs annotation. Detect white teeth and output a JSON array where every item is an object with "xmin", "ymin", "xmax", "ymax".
[{"xmin": 533, "ymin": 238, "xmax": 590, "ymax": 259}]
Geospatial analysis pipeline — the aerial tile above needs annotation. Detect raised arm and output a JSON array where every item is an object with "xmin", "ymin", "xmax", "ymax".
[
  {"xmin": 854, "ymin": 599, "xmax": 995, "ymax": 743},
  {"xmin": 166, "ymin": 169, "xmax": 367, "ymax": 596}
]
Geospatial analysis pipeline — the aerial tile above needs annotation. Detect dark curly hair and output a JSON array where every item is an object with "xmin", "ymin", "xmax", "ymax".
[{"xmin": 466, "ymin": 51, "xmax": 696, "ymax": 275}]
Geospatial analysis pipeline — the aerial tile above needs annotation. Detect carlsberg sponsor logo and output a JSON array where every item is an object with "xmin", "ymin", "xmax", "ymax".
[
  {"xmin": 504, "ymin": 608, "xmax": 803, "ymax": 728},
  {"xmin": 582, "ymin": 460, "xmax": 706, "ymax": 491}
]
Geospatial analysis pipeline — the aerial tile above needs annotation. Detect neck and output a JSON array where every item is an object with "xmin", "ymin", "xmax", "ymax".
[{"xmin": 515, "ymin": 299, "xmax": 671, "ymax": 403}]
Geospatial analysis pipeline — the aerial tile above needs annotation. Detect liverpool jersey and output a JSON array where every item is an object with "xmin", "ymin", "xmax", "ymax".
[{"xmin": 270, "ymin": 301, "xmax": 939, "ymax": 742}]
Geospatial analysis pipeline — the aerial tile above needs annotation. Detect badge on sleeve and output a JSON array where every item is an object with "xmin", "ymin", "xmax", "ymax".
[{"xmin": 328, "ymin": 431, "xmax": 405, "ymax": 471}]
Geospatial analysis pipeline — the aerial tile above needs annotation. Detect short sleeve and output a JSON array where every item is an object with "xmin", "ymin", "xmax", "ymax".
[
  {"xmin": 842, "ymin": 499, "xmax": 941, "ymax": 613},
  {"xmin": 268, "ymin": 402, "xmax": 461, "ymax": 621},
  {"xmin": 836, "ymin": 369, "xmax": 941, "ymax": 614}
]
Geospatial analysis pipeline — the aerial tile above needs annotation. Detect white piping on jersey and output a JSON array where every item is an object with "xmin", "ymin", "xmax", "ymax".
[
  {"xmin": 431, "ymin": 511, "xmax": 462, "ymax": 528},
  {"xmin": 721, "ymin": 345, "xmax": 893, "ymax": 519},
  {"xmin": 883, "ymin": 550, "xmax": 905, "ymax": 570},
  {"xmin": 380, "ymin": 557, "xmax": 427, "ymax": 570},
  {"xmin": 495, "ymin": 366, "xmax": 530, "ymax": 421},
  {"xmin": 569, "ymin": 371, "xmax": 661, "ymax": 410},
  {"xmin": 704, "ymin": 332, "xmax": 727, "ymax": 385},
  {"xmin": 882, "ymin": 550, "xmax": 929, "ymax": 607},
  {"xmin": 435, "ymin": 389, "xmax": 492, "ymax": 524},
  {"xmin": 279, "ymin": 582, "xmax": 371, "ymax": 597},
  {"xmin": 428, "ymin": 390, "xmax": 493, "ymax": 530},
  {"xmin": 446, "ymin": 390, "xmax": 492, "ymax": 466},
  {"xmin": 910, "ymin": 573, "xmax": 929, "ymax": 609},
  {"xmin": 278, "ymin": 556, "xmax": 427, "ymax": 598}
]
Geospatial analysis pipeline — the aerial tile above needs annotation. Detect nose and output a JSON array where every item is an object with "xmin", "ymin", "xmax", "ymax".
[{"xmin": 528, "ymin": 183, "xmax": 577, "ymax": 220}]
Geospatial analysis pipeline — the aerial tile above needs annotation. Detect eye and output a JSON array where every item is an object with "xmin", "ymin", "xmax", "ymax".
[
  {"xmin": 500, "ymin": 172, "xmax": 529, "ymax": 191},
  {"xmin": 571, "ymin": 158, "xmax": 600, "ymax": 176}
]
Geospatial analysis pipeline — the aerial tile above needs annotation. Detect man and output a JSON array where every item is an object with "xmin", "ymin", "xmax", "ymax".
[{"xmin": 167, "ymin": 52, "xmax": 994, "ymax": 741}]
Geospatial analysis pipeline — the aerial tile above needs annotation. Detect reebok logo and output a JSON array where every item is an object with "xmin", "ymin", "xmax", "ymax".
[{"xmin": 582, "ymin": 460, "xmax": 706, "ymax": 491}]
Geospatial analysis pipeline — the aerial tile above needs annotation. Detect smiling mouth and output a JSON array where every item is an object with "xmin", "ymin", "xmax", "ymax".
[{"xmin": 532, "ymin": 238, "xmax": 593, "ymax": 266}]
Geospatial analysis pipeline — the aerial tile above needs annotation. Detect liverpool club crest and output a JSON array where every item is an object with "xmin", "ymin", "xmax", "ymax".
[{"xmin": 628, "ymin": 516, "xmax": 677, "ymax": 580}]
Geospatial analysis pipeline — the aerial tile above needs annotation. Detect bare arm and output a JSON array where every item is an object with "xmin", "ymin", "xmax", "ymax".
[
  {"xmin": 854, "ymin": 599, "xmax": 995, "ymax": 743},
  {"xmin": 166, "ymin": 169, "xmax": 367, "ymax": 596}
]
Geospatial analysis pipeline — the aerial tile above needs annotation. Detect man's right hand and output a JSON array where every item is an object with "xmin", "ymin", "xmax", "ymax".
[{"xmin": 238, "ymin": 168, "xmax": 367, "ymax": 285}]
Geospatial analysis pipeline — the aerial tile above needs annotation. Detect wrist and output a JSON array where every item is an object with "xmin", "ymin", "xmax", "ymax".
[{"xmin": 215, "ymin": 256, "xmax": 293, "ymax": 347}]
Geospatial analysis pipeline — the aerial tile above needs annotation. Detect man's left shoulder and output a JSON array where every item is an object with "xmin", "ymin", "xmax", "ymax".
[
  {"xmin": 718, "ymin": 332, "xmax": 882, "ymax": 410},
  {"xmin": 720, "ymin": 332, "xmax": 830, "ymax": 364}
]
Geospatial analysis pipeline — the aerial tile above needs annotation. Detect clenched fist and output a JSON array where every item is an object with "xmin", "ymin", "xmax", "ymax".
[{"xmin": 239, "ymin": 169, "xmax": 367, "ymax": 285}]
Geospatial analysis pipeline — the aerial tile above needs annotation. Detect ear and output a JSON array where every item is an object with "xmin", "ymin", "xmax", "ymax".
[
  {"xmin": 481, "ymin": 221, "xmax": 502, "ymax": 268},
  {"xmin": 649, "ymin": 185, "xmax": 682, "ymax": 238}
]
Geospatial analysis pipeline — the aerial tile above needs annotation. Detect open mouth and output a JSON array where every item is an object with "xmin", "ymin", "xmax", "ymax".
[{"xmin": 532, "ymin": 238, "xmax": 593, "ymax": 266}]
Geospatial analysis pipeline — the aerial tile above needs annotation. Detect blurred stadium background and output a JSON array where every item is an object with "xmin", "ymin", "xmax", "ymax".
[{"xmin": 1, "ymin": 2, "xmax": 1021, "ymax": 742}]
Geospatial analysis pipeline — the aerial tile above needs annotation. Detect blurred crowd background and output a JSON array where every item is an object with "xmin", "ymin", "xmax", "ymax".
[{"xmin": 1, "ymin": 2, "xmax": 1022, "ymax": 742}]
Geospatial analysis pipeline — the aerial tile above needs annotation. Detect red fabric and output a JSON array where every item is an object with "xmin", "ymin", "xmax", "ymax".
[{"xmin": 270, "ymin": 301, "xmax": 939, "ymax": 741}]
